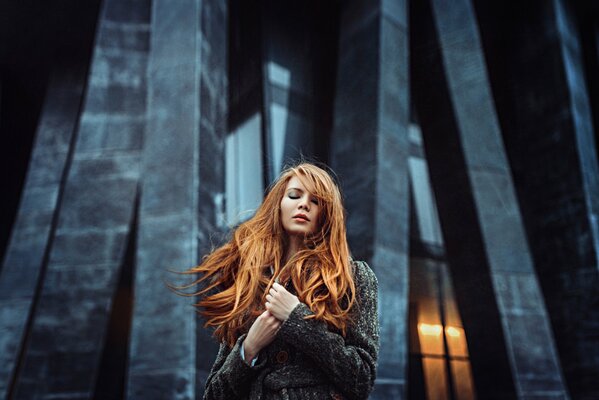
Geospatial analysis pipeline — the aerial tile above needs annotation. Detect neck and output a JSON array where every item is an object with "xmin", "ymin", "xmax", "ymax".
[{"xmin": 284, "ymin": 235, "xmax": 304, "ymax": 264}]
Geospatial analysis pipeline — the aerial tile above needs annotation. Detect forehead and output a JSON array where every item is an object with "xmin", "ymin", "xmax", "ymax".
[{"xmin": 285, "ymin": 175, "xmax": 312, "ymax": 192}]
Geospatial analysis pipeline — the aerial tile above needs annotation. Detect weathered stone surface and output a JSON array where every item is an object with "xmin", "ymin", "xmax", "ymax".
[
  {"xmin": 410, "ymin": 0, "xmax": 570, "ymax": 398},
  {"xmin": 332, "ymin": 1, "xmax": 410, "ymax": 398},
  {"xmin": 0, "ymin": 67, "xmax": 86, "ymax": 399},
  {"xmin": 126, "ymin": 0, "xmax": 227, "ymax": 398},
  {"xmin": 10, "ymin": 0, "xmax": 150, "ymax": 397},
  {"xmin": 475, "ymin": 0, "xmax": 599, "ymax": 397},
  {"xmin": 128, "ymin": 370, "xmax": 193, "ymax": 400}
]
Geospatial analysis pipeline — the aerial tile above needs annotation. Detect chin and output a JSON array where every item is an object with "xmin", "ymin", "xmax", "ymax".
[{"xmin": 285, "ymin": 228, "xmax": 314, "ymax": 237}]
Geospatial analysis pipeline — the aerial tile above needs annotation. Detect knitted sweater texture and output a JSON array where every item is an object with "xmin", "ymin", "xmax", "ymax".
[{"xmin": 203, "ymin": 260, "xmax": 380, "ymax": 400}]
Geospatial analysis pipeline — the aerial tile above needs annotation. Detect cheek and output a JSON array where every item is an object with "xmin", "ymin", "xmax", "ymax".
[{"xmin": 280, "ymin": 199, "xmax": 292, "ymax": 219}]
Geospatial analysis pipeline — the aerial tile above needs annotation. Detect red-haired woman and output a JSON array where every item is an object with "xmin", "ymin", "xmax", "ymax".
[{"xmin": 181, "ymin": 163, "xmax": 379, "ymax": 400}]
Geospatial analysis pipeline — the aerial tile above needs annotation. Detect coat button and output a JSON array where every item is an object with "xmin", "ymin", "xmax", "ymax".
[
  {"xmin": 330, "ymin": 392, "xmax": 344, "ymax": 400},
  {"xmin": 275, "ymin": 350, "xmax": 289, "ymax": 364}
]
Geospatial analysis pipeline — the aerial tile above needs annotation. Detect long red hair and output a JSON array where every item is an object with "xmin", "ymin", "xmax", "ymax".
[{"xmin": 175, "ymin": 163, "xmax": 356, "ymax": 347}]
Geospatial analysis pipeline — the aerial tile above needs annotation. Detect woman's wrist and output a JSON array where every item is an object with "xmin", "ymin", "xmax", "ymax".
[{"xmin": 242, "ymin": 338, "xmax": 258, "ymax": 363}]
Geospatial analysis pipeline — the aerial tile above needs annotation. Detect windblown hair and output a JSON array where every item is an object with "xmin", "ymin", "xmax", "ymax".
[{"xmin": 175, "ymin": 163, "xmax": 356, "ymax": 347}]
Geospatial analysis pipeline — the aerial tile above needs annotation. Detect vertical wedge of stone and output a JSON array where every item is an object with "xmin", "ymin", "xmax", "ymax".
[
  {"xmin": 544, "ymin": 3, "xmax": 599, "ymax": 397},
  {"xmin": 12, "ymin": 0, "xmax": 150, "ymax": 398},
  {"xmin": 477, "ymin": 1, "xmax": 599, "ymax": 397},
  {"xmin": 126, "ymin": 0, "xmax": 227, "ymax": 398},
  {"xmin": 423, "ymin": 0, "xmax": 570, "ymax": 398},
  {"xmin": 331, "ymin": 0, "xmax": 409, "ymax": 398},
  {"xmin": 196, "ymin": 0, "xmax": 228, "ymax": 395},
  {"xmin": 0, "ymin": 67, "xmax": 85, "ymax": 399}
]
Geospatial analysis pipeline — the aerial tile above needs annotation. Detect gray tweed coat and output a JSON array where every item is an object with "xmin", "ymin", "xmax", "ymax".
[{"xmin": 203, "ymin": 260, "xmax": 380, "ymax": 400}]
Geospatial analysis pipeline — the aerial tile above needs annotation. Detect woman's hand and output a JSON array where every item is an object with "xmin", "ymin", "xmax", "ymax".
[
  {"xmin": 243, "ymin": 310, "xmax": 281, "ymax": 363},
  {"xmin": 265, "ymin": 282, "xmax": 300, "ymax": 321}
]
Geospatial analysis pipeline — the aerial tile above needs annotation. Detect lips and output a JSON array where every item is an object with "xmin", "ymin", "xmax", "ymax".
[{"xmin": 293, "ymin": 213, "xmax": 310, "ymax": 221}]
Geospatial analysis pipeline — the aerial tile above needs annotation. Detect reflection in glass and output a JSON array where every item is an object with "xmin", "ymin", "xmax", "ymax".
[
  {"xmin": 408, "ymin": 122, "xmax": 476, "ymax": 400},
  {"xmin": 422, "ymin": 357, "xmax": 449, "ymax": 400},
  {"xmin": 225, "ymin": 113, "xmax": 264, "ymax": 225},
  {"xmin": 451, "ymin": 359, "xmax": 476, "ymax": 400}
]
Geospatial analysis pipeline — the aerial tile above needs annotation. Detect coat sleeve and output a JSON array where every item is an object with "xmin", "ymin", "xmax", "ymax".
[
  {"xmin": 277, "ymin": 261, "xmax": 380, "ymax": 400},
  {"xmin": 203, "ymin": 333, "xmax": 267, "ymax": 400}
]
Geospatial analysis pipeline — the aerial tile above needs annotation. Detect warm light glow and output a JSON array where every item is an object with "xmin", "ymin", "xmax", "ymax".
[
  {"xmin": 418, "ymin": 323, "xmax": 462, "ymax": 338},
  {"xmin": 445, "ymin": 327, "xmax": 461, "ymax": 337},
  {"xmin": 418, "ymin": 323, "xmax": 442, "ymax": 336}
]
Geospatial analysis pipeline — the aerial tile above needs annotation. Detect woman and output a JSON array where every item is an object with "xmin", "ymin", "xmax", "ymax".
[{"xmin": 180, "ymin": 163, "xmax": 379, "ymax": 400}]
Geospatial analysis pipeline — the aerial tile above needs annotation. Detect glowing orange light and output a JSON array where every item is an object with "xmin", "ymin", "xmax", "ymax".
[
  {"xmin": 445, "ymin": 326, "xmax": 461, "ymax": 337},
  {"xmin": 418, "ymin": 323, "xmax": 442, "ymax": 336}
]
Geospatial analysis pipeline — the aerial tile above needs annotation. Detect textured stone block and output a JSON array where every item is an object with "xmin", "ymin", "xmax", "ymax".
[
  {"xmin": 0, "ymin": 238, "xmax": 46, "ymax": 300},
  {"xmin": 16, "ymin": 351, "xmax": 95, "ymax": 397},
  {"xmin": 51, "ymin": 229, "xmax": 126, "ymax": 266},
  {"xmin": 77, "ymin": 115, "xmax": 145, "ymax": 152},
  {"xmin": 0, "ymin": 301, "xmax": 30, "ymax": 393},
  {"xmin": 69, "ymin": 154, "xmax": 139, "ymax": 179},
  {"xmin": 24, "ymin": 266, "xmax": 117, "ymax": 355},
  {"xmin": 492, "ymin": 272, "xmax": 545, "ymax": 313},
  {"xmin": 33, "ymin": 116, "xmax": 74, "ymax": 151},
  {"xmin": 128, "ymin": 370, "xmax": 194, "ymax": 400},
  {"xmin": 97, "ymin": 23, "xmax": 150, "ymax": 52},
  {"xmin": 18, "ymin": 184, "xmax": 59, "ymax": 213},
  {"xmin": 471, "ymin": 170, "xmax": 532, "ymax": 273},
  {"xmin": 84, "ymin": 83, "xmax": 147, "ymax": 115},
  {"xmin": 91, "ymin": 48, "xmax": 148, "ymax": 89},
  {"xmin": 505, "ymin": 313, "xmax": 565, "ymax": 393},
  {"xmin": 149, "ymin": 0, "xmax": 197, "ymax": 63},
  {"xmin": 58, "ymin": 176, "xmax": 137, "ymax": 230},
  {"xmin": 28, "ymin": 149, "xmax": 69, "ymax": 186}
]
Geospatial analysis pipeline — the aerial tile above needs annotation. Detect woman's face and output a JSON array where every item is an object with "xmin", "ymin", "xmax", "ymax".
[{"xmin": 280, "ymin": 175, "xmax": 321, "ymax": 237}]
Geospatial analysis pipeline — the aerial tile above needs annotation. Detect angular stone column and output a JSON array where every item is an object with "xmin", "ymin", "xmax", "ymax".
[
  {"xmin": 331, "ymin": 0, "xmax": 410, "ymax": 398},
  {"xmin": 0, "ymin": 67, "xmax": 86, "ymax": 399},
  {"xmin": 195, "ymin": 0, "xmax": 229, "ymax": 396},
  {"xmin": 540, "ymin": 4, "xmax": 599, "ymax": 396},
  {"xmin": 476, "ymin": 0, "xmax": 599, "ymax": 397},
  {"xmin": 11, "ymin": 0, "xmax": 151, "ymax": 397},
  {"xmin": 126, "ymin": 0, "xmax": 227, "ymax": 398},
  {"xmin": 413, "ymin": 0, "xmax": 570, "ymax": 398}
]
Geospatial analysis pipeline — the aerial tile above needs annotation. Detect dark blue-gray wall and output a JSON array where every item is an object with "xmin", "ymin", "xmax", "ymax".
[{"xmin": 1, "ymin": 0, "xmax": 598, "ymax": 399}]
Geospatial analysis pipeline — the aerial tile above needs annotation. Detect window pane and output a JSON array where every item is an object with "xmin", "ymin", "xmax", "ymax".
[
  {"xmin": 225, "ymin": 113, "xmax": 264, "ymax": 225},
  {"xmin": 445, "ymin": 326, "xmax": 468, "ymax": 357},
  {"xmin": 408, "ymin": 123, "xmax": 443, "ymax": 245},
  {"xmin": 422, "ymin": 357, "xmax": 449, "ymax": 400},
  {"xmin": 450, "ymin": 359, "xmax": 476, "ymax": 400}
]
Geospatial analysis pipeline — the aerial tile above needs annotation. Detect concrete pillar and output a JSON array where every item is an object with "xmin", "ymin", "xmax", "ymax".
[
  {"xmin": 11, "ymin": 0, "xmax": 151, "ymax": 397},
  {"xmin": 0, "ymin": 66, "xmax": 86, "ymax": 399},
  {"xmin": 126, "ymin": 0, "xmax": 227, "ymax": 398},
  {"xmin": 476, "ymin": 0, "xmax": 599, "ymax": 397},
  {"xmin": 413, "ymin": 0, "xmax": 570, "ymax": 398},
  {"xmin": 331, "ymin": 0, "xmax": 410, "ymax": 398}
]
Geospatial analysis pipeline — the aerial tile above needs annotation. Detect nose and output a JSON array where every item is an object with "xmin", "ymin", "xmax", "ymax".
[{"xmin": 298, "ymin": 197, "xmax": 310, "ymax": 211}]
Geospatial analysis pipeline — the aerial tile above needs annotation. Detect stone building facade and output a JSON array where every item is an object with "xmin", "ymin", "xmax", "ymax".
[{"xmin": 1, "ymin": 0, "xmax": 598, "ymax": 399}]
